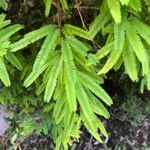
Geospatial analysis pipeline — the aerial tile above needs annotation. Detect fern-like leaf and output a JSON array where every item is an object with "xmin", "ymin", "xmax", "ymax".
[
  {"xmin": 53, "ymin": 92, "xmax": 66, "ymax": 123},
  {"xmin": 44, "ymin": 56, "xmax": 63, "ymax": 102},
  {"xmin": 129, "ymin": 0, "xmax": 141, "ymax": 11},
  {"xmin": 0, "ymin": 0, "xmax": 8, "ymax": 10},
  {"xmin": 106, "ymin": 0, "xmax": 121, "ymax": 23},
  {"xmin": 74, "ymin": 51, "xmax": 99, "ymax": 73},
  {"xmin": 60, "ymin": 0, "xmax": 68, "ymax": 11},
  {"xmin": 24, "ymin": 63, "xmax": 48, "ymax": 88},
  {"xmin": 80, "ymin": 111, "xmax": 103, "ymax": 143},
  {"xmin": 76, "ymin": 82, "xmax": 97, "ymax": 130},
  {"xmin": 24, "ymin": 28, "xmax": 59, "ymax": 87},
  {"xmin": 67, "ymin": 36, "xmax": 89, "ymax": 57},
  {"xmin": 0, "ymin": 14, "xmax": 11, "ymax": 29},
  {"xmin": 0, "ymin": 57, "xmax": 10, "ymax": 86},
  {"xmin": 74, "ymin": 54, "xmax": 103, "ymax": 84},
  {"xmin": 132, "ymin": 18, "xmax": 150, "ymax": 45},
  {"xmin": 113, "ymin": 56, "xmax": 123, "ymax": 71},
  {"xmin": 123, "ymin": 39, "xmax": 138, "ymax": 81},
  {"xmin": 62, "ymin": 41, "xmax": 77, "ymax": 112},
  {"xmin": 144, "ymin": 0, "xmax": 150, "ymax": 6},
  {"xmin": 10, "ymin": 25, "xmax": 55, "ymax": 52},
  {"xmin": 95, "ymin": 117, "xmax": 108, "ymax": 138},
  {"xmin": 53, "ymin": 72, "xmax": 64, "ymax": 100},
  {"xmin": 98, "ymin": 18, "xmax": 126, "ymax": 74},
  {"xmin": 85, "ymin": 89, "xmax": 110, "ymax": 119},
  {"xmin": 32, "ymin": 28, "xmax": 59, "ymax": 70},
  {"xmin": 119, "ymin": 0, "xmax": 130, "ymax": 5},
  {"xmin": 96, "ymin": 42, "xmax": 113, "ymax": 60},
  {"xmin": 43, "ymin": 0, "xmax": 52, "ymax": 17},
  {"xmin": 146, "ymin": 74, "xmax": 150, "ymax": 90},
  {"xmin": 87, "ymin": 54, "xmax": 99, "ymax": 66},
  {"xmin": 87, "ymin": 6, "xmax": 111, "ymax": 39},
  {"xmin": 126, "ymin": 21, "xmax": 149, "ymax": 75},
  {"xmin": 0, "ymin": 24, "xmax": 23, "ymax": 43},
  {"xmin": 5, "ymin": 53, "xmax": 23, "ymax": 70},
  {"xmin": 79, "ymin": 72, "xmax": 112, "ymax": 106},
  {"xmin": 64, "ymin": 24, "xmax": 90, "ymax": 40},
  {"xmin": 0, "ymin": 40, "xmax": 10, "ymax": 56}
]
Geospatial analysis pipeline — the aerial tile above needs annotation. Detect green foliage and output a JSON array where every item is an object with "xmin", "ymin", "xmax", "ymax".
[
  {"xmin": 120, "ymin": 94, "xmax": 150, "ymax": 127},
  {"xmin": 89, "ymin": 5, "xmax": 150, "ymax": 85},
  {"xmin": 44, "ymin": 0, "xmax": 52, "ymax": 17},
  {"xmin": 9, "ymin": 23, "xmax": 112, "ymax": 148},
  {"xmin": 106, "ymin": 0, "xmax": 121, "ymax": 23},
  {"xmin": 0, "ymin": 14, "xmax": 23, "ymax": 86},
  {"xmin": 43, "ymin": 0, "xmax": 69, "ymax": 17},
  {"xmin": 2, "ymin": 15, "xmax": 111, "ymax": 149},
  {"xmin": 0, "ymin": 0, "xmax": 150, "ymax": 149},
  {"xmin": 0, "ymin": 0, "xmax": 8, "ymax": 10}
]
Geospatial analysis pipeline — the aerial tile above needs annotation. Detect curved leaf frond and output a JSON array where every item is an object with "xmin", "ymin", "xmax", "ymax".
[
  {"xmin": 129, "ymin": 0, "xmax": 141, "ymax": 11},
  {"xmin": 78, "ymin": 71, "xmax": 112, "ymax": 106},
  {"xmin": 24, "ymin": 28, "xmax": 59, "ymax": 87},
  {"xmin": 67, "ymin": 36, "xmax": 89, "ymax": 57},
  {"xmin": 44, "ymin": 0, "xmax": 52, "ymax": 17},
  {"xmin": 123, "ymin": 40, "xmax": 138, "ymax": 81},
  {"xmin": 62, "ymin": 41, "xmax": 77, "ymax": 111},
  {"xmin": 5, "ymin": 52, "xmax": 23, "ymax": 70},
  {"xmin": 44, "ymin": 56, "xmax": 63, "ymax": 102},
  {"xmin": 119, "ymin": 0, "xmax": 130, "ymax": 5},
  {"xmin": 98, "ymin": 18, "xmax": 126, "ymax": 74},
  {"xmin": 126, "ymin": 21, "xmax": 149, "ymax": 75},
  {"xmin": 60, "ymin": 0, "xmax": 68, "ymax": 11},
  {"xmin": 85, "ymin": 89, "xmax": 110, "ymax": 119},
  {"xmin": 0, "ymin": 57, "xmax": 10, "ymax": 86},
  {"xmin": 106, "ymin": 0, "xmax": 121, "ymax": 23},
  {"xmin": 132, "ymin": 18, "xmax": 150, "ymax": 45},
  {"xmin": 87, "ymin": 5, "xmax": 111, "ymax": 39},
  {"xmin": 0, "ymin": 24, "xmax": 23, "ymax": 43},
  {"xmin": 64, "ymin": 24, "xmax": 90, "ymax": 40},
  {"xmin": 0, "ymin": 14, "xmax": 11, "ymax": 29},
  {"xmin": 10, "ymin": 25, "xmax": 55, "ymax": 52}
]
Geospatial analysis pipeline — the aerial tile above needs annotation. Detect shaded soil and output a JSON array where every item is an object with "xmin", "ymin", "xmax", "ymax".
[
  {"xmin": 1, "ymin": 96, "xmax": 149, "ymax": 150},
  {"xmin": 11, "ymin": 76, "xmax": 150, "ymax": 150},
  {"xmin": 74, "ymin": 111, "xmax": 150, "ymax": 150}
]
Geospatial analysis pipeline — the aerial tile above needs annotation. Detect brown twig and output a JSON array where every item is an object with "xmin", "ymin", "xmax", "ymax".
[
  {"xmin": 13, "ymin": 135, "xmax": 30, "ymax": 150},
  {"xmin": 74, "ymin": 5, "xmax": 100, "ymax": 10},
  {"xmin": 52, "ymin": 0, "xmax": 64, "ymax": 36},
  {"xmin": 75, "ymin": 0, "xmax": 87, "ymax": 29}
]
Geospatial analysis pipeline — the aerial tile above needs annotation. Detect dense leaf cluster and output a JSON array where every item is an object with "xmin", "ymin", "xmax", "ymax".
[{"xmin": 0, "ymin": 0, "xmax": 150, "ymax": 149}]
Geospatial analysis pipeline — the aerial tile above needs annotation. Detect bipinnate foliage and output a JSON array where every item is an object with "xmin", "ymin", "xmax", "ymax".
[
  {"xmin": 87, "ymin": 0, "xmax": 150, "ymax": 91},
  {"xmin": 0, "ymin": 0, "xmax": 150, "ymax": 149},
  {"xmin": 0, "ymin": 14, "xmax": 23, "ymax": 87},
  {"xmin": 9, "ymin": 22, "xmax": 112, "ymax": 149}
]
